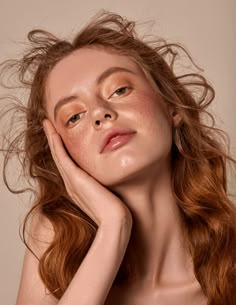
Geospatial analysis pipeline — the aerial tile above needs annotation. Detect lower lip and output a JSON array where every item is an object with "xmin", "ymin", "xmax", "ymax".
[{"xmin": 102, "ymin": 133, "xmax": 136, "ymax": 153}]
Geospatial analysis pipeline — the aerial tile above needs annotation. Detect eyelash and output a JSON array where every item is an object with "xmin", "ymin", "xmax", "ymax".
[
  {"xmin": 66, "ymin": 86, "xmax": 131, "ymax": 126},
  {"xmin": 111, "ymin": 86, "xmax": 131, "ymax": 98},
  {"xmin": 66, "ymin": 113, "xmax": 84, "ymax": 126}
]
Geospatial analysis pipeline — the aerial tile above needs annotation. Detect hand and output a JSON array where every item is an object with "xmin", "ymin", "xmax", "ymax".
[{"xmin": 43, "ymin": 119, "xmax": 133, "ymax": 227}]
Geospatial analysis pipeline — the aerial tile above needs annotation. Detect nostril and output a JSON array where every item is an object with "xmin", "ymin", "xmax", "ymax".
[
  {"xmin": 95, "ymin": 113, "xmax": 112, "ymax": 126},
  {"xmin": 95, "ymin": 113, "xmax": 112, "ymax": 125}
]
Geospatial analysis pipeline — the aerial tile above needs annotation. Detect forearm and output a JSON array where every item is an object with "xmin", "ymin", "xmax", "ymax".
[{"xmin": 58, "ymin": 216, "xmax": 132, "ymax": 305}]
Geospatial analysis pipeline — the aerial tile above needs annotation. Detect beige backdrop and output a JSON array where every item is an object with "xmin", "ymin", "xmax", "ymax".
[{"xmin": 0, "ymin": 0, "xmax": 235, "ymax": 304}]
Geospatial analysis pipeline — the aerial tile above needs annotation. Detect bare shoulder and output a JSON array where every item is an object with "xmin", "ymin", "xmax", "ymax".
[
  {"xmin": 16, "ymin": 210, "xmax": 57, "ymax": 305},
  {"xmin": 27, "ymin": 209, "xmax": 55, "ymax": 257}
]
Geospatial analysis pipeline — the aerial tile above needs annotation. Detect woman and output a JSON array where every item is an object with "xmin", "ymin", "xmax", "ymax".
[{"xmin": 1, "ymin": 11, "xmax": 236, "ymax": 305}]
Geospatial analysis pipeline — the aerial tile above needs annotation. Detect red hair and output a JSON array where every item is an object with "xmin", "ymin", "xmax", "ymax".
[{"xmin": 1, "ymin": 11, "xmax": 236, "ymax": 304}]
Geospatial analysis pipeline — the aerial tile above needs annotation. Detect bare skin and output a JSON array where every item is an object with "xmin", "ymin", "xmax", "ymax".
[{"xmin": 16, "ymin": 47, "xmax": 207, "ymax": 304}]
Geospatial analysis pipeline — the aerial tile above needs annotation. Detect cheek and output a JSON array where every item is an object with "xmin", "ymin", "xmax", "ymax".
[
  {"xmin": 135, "ymin": 92, "xmax": 173, "ymax": 157},
  {"xmin": 135, "ymin": 92, "xmax": 171, "ymax": 130},
  {"xmin": 60, "ymin": 131, "xmax": 90, "ymax": 168}
]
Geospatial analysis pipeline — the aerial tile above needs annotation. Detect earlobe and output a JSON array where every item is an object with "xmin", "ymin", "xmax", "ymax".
[{"xmin": 171, "ymin": 108, "xmax": 182, "ymax": 127}]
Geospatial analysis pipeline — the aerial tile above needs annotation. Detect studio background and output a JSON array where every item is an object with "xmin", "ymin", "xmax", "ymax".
[{"xmin": 0, "ymin": 1, "xmax": 235, "ymax": 304}]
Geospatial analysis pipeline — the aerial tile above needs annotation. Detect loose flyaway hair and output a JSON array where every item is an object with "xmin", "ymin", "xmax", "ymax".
[{"xmin": 0, "ymin": 11, "xmax": 236, "ymax": 304}]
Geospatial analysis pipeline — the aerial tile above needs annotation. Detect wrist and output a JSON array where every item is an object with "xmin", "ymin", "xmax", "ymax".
[{"xmin": 99, "ymin": 212, "xmax": 133, "ymax": 240}]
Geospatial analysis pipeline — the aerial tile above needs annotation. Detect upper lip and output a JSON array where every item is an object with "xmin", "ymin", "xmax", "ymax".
[{"xmin": 100, "ymin": 127, "xmax": 136, "ymax": 153}]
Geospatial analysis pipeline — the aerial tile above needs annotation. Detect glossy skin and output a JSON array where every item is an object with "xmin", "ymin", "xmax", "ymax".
[
  {"xmin": 45, "ymin": 47, "xmax": 173, "ymax": 187},
  {"xmin": 16, "ymin": 47, "xmax": 207, "ymax": 305}
]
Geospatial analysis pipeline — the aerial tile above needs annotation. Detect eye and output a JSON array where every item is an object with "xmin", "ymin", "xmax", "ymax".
[
  {"xmin": 112, "ymin": 86, "xmax": 130, "ymax": 97},
  {"xmin": 66, "ymin": 113, "xmax": 83, "ymax": 126}
]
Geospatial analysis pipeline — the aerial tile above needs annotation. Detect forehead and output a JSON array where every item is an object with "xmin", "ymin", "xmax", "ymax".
[
  {"xmin": 50, "ymin": 47, "xmax": 139, "ymax": 76},
  {"xmin": 45, "ymin": 47, "xmax": 142, "ymax": 104}
]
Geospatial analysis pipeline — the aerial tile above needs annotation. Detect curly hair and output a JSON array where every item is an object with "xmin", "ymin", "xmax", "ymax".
[{"xmin": 0, "ymin": 11, "xmax": 236, "ymax": 304}]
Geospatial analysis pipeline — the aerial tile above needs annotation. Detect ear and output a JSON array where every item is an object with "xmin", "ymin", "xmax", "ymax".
[{"xmin": 170, "ymin": 107, "xmax": 182, "ymax": 127}]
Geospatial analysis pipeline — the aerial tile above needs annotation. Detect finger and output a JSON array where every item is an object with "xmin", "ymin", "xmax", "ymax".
[
  {"xmin": 43, "ymin": 119, "xmax": 79, "ymax": 178},
  {"xmin": 43, "ymin": 119, "xmax": 58, "ymax": 154},
  {"xmin": 43, "ymin": 119, "xmax": 63, "ymax": 168},
  {"xmin": 43, "ymin": 119, "xmax": 93, "ymax": 194},
  {"xmin": 43, "ymin": 121, "xmax": 94, "ymax": 217}
]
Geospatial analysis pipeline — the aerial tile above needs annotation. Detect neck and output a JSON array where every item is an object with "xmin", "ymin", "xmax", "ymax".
[{"xmin": 110, "ymin": 161, "xmax": 195, "ymax": 289}]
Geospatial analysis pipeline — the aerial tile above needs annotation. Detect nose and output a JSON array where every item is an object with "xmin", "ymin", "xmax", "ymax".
[{"xmin": 90, "ymin": 100, "xmax": 118, "ymax": 128}]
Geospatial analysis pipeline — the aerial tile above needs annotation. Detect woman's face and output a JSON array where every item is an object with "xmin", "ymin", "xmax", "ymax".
[{"xmin": 45, "ymin": 47, "xmax": 174, "ymax": 186}]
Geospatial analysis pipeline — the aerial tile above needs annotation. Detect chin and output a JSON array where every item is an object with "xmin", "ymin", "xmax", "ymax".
[{"xmin": 97, "ymin": 159, "xmax": 163, "ymax": 188}]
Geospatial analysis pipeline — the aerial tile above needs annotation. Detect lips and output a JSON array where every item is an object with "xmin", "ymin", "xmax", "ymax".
[{"xmin": 100, "ymin": 128, "xmax": 136, "ymax": 153}]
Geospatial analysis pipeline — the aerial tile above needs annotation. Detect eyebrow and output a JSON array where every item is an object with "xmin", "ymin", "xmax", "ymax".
[{"xmin": 53, "ymin": 66, "xmax": 135, "ymax": 121}]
